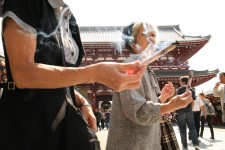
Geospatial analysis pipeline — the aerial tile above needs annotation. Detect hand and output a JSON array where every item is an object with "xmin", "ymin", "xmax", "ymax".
[
  {"xmin": 96, "ymin": 61, "xmax": 146, "ymax": 92},
  {"xmin": 80, "ymin": 106, "xmax": 97, "ymax": 132},
  {"xmin": 169, "ymin": 91, "xmax": 193, "ymax": 111},
  {"xmin": 74, "ymin": 91, "xmax": 97, "ymax": 131},
  {"xmin": 214, "ymin": 82, "xmax": 221, "ymax": 88},
  {"xmin": 160, "ymin": 82, "xmax": 175, "ymax": 102}
]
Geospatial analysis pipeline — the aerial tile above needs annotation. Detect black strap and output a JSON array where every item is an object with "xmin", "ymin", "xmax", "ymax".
[
  {"xmin": 2, "ymin": 26, "xmax": 16, "ymax": 90},
  {"xmin": 0, "ymin": 82, "xmax": 15, "ymax": 90},
  {"xmin": 0, "ymin": 83, "xmax": 6, "ymax": 88}
]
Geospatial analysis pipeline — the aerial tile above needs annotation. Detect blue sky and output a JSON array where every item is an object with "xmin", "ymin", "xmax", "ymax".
[{"xmin": 1, "ymin": 0, "xmax": 225, "ymax": 93}]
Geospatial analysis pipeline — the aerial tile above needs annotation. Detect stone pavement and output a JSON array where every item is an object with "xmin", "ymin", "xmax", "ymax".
[{"xmin": 96, "ymin": 124, "xmax": 225, "ymax": 150}]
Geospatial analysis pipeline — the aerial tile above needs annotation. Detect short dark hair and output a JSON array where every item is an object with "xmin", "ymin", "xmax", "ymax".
[
  {"xmin": 180, "ymin": 76, "xmax": 189, "ymax": 85},
  {"xmin": 199, "ymin": 92, "xmax": 205, "ymax": 97},
  {"xmin": 220, "ymin": 72, "xmax": 225, "ymax": 76},
  {"xmin": 122, "ymin": 22, "xmax": 135, "ymax": 52}
]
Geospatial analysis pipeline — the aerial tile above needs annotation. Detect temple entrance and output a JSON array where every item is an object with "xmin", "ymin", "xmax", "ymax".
[
  {"xmin": 96, "ymin": 95, "xmax": 112, "ymax": 111},
  {"xmin": 101, "ymin": 101, "xmax": 111, "ymax": 109}
]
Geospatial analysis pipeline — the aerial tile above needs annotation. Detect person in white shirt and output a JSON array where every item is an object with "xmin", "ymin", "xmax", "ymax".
[
  {"xmin": 213, "ymin": 72, "xmax": 225, "ymax": 124},
  {"xmin": 192, "ymin": 96, "xmax": 207, "ymax": 138}
]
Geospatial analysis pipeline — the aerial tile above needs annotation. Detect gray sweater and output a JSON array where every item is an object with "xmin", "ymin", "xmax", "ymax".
[
  {"xmin": 106, "ymin": 56, "xmax": 162, "ymax": 150},
  {"xmin": 200, "ymin": 98, "xmax": 211, "ymax": 116}
]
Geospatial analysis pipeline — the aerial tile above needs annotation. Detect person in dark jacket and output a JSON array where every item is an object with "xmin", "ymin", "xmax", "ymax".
[
  {"xmin": 105, "ymin": 110, "xmax": 111, "ymax": 129},
  {"xmin": 176, "ymin": 76, "xmax": 199, "ymax": 150},
  {"xmin": 94, "ymin": 109, "xmax": 102, "ymax": 131},
  {"xmin": 0, "ymin": 0, "xmax": 146, "ymax": 149}
]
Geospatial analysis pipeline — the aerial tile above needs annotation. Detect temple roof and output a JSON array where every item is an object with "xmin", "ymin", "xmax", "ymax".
[
  {"xmin": 154, "ymin": 69, "xmax": 219, "ymax": 78},
  {"xmin": 154, "ymin": 69, "xmax": 219, "ymax": 88},
  {"xmin": 79, "ymin": 25, "xmax": 211, "ymax": 43}
]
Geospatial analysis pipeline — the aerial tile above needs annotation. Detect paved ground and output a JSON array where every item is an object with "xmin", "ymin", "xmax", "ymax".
[{"xmin": 96, "ymin": 124, "xmax": 225, "ymax": 150}]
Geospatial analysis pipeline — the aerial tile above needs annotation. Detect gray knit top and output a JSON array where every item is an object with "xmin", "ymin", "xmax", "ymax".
[{"xmin": 106, "ymin": 55, "xmax": 162, "ymax": 150}]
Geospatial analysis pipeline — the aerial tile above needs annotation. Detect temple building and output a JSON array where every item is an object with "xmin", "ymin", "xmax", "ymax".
[
  {"xmin": 76, "ymin": 25, "xmax": 219, "ymax": 111},
  {"xmin": 0, "ymin": 24, "xmax": 222, "ymax": 124}
]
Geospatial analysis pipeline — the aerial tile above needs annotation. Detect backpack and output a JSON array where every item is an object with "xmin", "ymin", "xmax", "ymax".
[
  {"xmin": 208, "ymin": 103, "xmax": 215, "ymax": 115},
  {"xmin": 207, "ymin": 103, "xmax": 215, "ymax": 115}
]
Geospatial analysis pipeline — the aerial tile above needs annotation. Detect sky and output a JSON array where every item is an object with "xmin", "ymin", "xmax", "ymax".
[{"xmin": 1, "ymin": 0, "xmax": 225, "ymax": 93}]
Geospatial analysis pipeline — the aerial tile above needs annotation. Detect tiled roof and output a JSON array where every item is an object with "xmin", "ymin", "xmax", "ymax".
[
  {"xmin": 79, "ymin": 25, "xmax": 211, "ymax": 43},
  {"xmin": 157, "ymin": 25, "xmax": 211, "ymax": 42},
  {"xmin": 154, "ymin": 69, "xmax": 219, "ymax": 88},
  {"xmin": 79, "ymin": 26, "xmax": 123, "ymax": 43},
  {"xmin": 154, "ymin": 69, "xmax": 219, "ymax": 77}
]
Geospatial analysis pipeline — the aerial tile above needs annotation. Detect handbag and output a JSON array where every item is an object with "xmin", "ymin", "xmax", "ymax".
[{"xmin": 61, "ymin": 96, "xmax": 101, "ymax": 150}]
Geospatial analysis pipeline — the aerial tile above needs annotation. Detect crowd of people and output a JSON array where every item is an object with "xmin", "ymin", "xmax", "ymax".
[
  {"xmin": 0, "ymin": 1, "xmax": 224, "ymax": 150},
  {"xmin": 94, "ymin": 108, "xmax": 111, "ymax": 131}
]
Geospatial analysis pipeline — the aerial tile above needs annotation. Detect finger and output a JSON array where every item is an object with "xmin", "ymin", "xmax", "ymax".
[
  {"xmin": 129, "ymin": 66, "xmax": 146, "ymax": 77},
  {"xmin": 120, "ymin": 61, "xmax": 146, "ymax": 74},
  {"xmin": 168, "ymin": 82, "xmax": 173, "ymax": 86},
  {"xmin": 113, "ymin": 66, "xmax": 145, "ymax": 91},
  {"xmin": 166, "ymin": 82, "xmax": 173, "ymax": 88},
  {"xmin": 180, "ymin": 91, "xmax": 191, "ymax": 98},
  {"xmin": 89, "ymin": 122, "xmax": 97, "ymax": 132},
  {"xmin": 183, "ymin": 95, "xmax": 193, "ymax": 105},
  {"xmin": 118, "ymin": 60, "xmax": 140, "ymax": 70},
  {"xmin": 126, "ymin": 66, "xmax": 146, "ymax": 75},
  {"xmin": 164, "ymin": 83, "xmax": 174, "ymax": 90},
  {"xmin": 87, "ymin": 116, "xmax": 97, "ymax": 132},
  {"xmin": 123, "ymin": 67, "xmax": 146, "ymax": 83}
]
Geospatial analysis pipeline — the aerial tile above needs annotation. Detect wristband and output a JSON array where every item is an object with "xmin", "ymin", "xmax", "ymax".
[{"xmin": 80, "ymin": 101, "xmax": 92, "ymax": 107}]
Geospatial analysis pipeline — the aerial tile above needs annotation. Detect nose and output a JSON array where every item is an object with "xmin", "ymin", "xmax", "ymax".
[{"xmin": 147, "ymin": 36, "xmax": 155, "ymax": 45}]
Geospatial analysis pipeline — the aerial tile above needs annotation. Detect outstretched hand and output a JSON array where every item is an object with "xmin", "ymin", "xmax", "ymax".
[
  {"xmin": 160, "ymin": 82, "xmax": 175, "ymax": 103},
  {"xmin": 96, "ymin": 61, "xmax": 146, "ymax": 92},
  {"xmin": 169, "ymin": 91, "xmax": 193, "ymax": 111},
  {"xmin": 214, "ymin": 82, "xmax": 221, "ymax": 88}
]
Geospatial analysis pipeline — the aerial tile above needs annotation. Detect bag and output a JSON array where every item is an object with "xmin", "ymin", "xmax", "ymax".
[
  {"xmin": 207, "ymin": 103, "xmax": 215, "ymax": 115},
  {"xmin": 61, "ymin": 97, "xmax": 101, "ymax": 150},
  {"xmin": 50, "ymin": 97, "xmax": 101, "ymax": 150},
  {"xmin": 64, "ymin": 105, "xmax": 101, "ymax": 150},
  {"xmin": 49, "ymin": 97, "xmax": 101, "ymax": 150}
]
